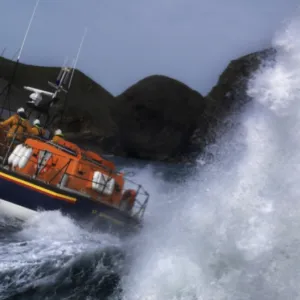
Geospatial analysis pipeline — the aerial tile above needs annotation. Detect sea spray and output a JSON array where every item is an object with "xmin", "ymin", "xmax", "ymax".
[{"xmin": 121, "ymin": 13, "xmax": 300, "ymax": 300}]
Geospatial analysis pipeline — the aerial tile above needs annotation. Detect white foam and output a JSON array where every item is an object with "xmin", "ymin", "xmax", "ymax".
[{"xmin": 122, "ymin": 12, "xmax": 300, "ymax": 300}]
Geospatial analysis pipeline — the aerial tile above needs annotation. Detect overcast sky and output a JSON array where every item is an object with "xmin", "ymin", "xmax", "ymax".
[{"xmin": 0, "ymin": 0, "xmax": 299, "ymax": 96}]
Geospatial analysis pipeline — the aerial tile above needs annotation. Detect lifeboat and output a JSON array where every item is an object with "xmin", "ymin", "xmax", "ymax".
[
  {"xmin": 0, "ymin": 46, "xmax": 149, "ymax": 235},
  {"xmin": 0, "ymin": 129, "xmax": 149, "ymax": 235}
]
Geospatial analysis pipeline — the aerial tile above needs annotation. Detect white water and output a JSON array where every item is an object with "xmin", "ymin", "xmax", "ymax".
[
  {"xmin": 0, "ymin": 211, "xmax": 122, "ymax": 297},
  {"xmin": 120, "ymin": 13, "xmax": 300, "ymax": 300}
]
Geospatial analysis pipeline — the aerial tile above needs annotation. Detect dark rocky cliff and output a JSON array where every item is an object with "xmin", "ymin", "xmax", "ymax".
[{"xmin": 0, "ymin": 48, "xmax": 275, "ymax": 162}]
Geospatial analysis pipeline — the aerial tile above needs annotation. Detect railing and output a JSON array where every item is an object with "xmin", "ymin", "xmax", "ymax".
[{"xmin": 0, "ymin": 128, "xmax": 149, "ymax": 221}]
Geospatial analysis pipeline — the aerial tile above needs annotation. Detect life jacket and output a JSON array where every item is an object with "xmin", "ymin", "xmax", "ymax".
[
  {"xmin": 1, "ymin": 114, "xmax": 31, "ymax": 141},
  {"xmin": 52, "ymin": 135, "xmax": 65, "ymax": 144},
  {"xmin": 31, "ymin": 125, "xmax": 45, "ymax": 138}
]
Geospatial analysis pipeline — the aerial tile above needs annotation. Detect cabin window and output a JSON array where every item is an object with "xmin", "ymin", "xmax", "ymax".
[{"xmin": 37, "ymin": 150, "xmax": 52, "ymax": 175}]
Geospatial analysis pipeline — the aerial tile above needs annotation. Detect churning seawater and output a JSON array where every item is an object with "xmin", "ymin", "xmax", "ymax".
[{"xmin": 2, "ymin": 13, "xmax": 300, "ymax": 300}]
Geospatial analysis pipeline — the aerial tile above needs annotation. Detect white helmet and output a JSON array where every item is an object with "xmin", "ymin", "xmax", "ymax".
[
  {"xmin": 33, "ymin": 119, "xmax": 40, "ymax": 126},
  {"xmin": 17, "ymin": 107, "xmax": 25, "ymax": 114},
  {"xmin": 54, "ymin": 129, "xmax": 63, "ymax": 136}
]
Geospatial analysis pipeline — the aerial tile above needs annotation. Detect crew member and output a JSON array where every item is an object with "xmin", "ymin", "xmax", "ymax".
[
  {"xmin": 31, "ymin": 119, "xmax": 46, "ymax": 138},
  {"xmin": 120, "ymin": 189, "xmax": 137, "ymax": 211},
  {"xmin": 52, "ymin": 129, "xmax": 65, "ymax": 143},
  {"xmin": 0, "ymin": 107, "xmax": 32, "ymax": 144}
]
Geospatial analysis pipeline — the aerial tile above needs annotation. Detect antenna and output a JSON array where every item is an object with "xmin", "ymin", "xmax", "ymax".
[
  {"xmin": 59, "ymin": 28, "xmax": 88, "ymax": 126},
  {"xmin": 68, "ymin": 27, "xmax": 88, "ymax": 90},
  {"xmin": 17, "ymin": 0, "xmax": 40, "ymax": 62},
  {"xmin": 54, "ymin": 56, "xmax": 68, "ymax": 86},
  {"xmin": 0, "ymin": 0, "xmax": 40, "ymax": 117}
]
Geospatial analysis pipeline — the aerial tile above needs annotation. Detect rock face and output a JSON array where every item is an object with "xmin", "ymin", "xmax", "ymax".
[
  {"xmin": 190, "ymin": 48, "xmax": 276, "ymax": 149},
  {"xmin": 0, "ymin": 48, "xmax": 275, "ymax": 162},
  {"xmin": 207, "ymin": 48, "xmax": 275, "ymax": 112},
  {"xmin": 111, "ymin": 75, "xmax": 206, "ymax": 160}
]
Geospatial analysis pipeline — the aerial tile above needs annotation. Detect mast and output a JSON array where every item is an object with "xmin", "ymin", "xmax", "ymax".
[
  {"xmin": 0, "ymin": 0, "xmax": 40, "ymax": 117},
  {"xmin": 59, "ymin": 27, "xmax": 88, "ymax": 125},
  {"xmin": 19, "ymin": 26, "xmax": 87, "ymax": 129}
]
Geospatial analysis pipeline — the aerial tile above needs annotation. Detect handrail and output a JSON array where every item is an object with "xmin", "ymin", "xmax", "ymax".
[{"xmin": 46, "ymin": 140, "xmax": 78, "ymax": 157}]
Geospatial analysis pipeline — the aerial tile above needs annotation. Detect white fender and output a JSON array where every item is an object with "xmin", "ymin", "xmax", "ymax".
[
  {"xmin": 92, "ymin": 171, "xmax": 100, "ymax": 190},
  {"xmin": 18, "ymin": 147, "xmax": 32, "ymax": 169},
  {"xmin": 12, "ymin": 145, "xmax": 27, "ymax": 167},
  {"xmin": 8, "ymin": 144, "xmax": 23, "ymax": 165},
  {"xmin": 91, "ymin": 171, "xmax": 115, "ymax": 195},
  {"xmin": 11, "ymin": 145, "xmax": 24, "ymax": 167}
]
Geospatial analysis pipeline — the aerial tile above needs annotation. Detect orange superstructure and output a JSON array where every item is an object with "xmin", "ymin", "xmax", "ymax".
[{"xmin": 10, "ymin": 137, "xmax": 129, "ymax": 209}]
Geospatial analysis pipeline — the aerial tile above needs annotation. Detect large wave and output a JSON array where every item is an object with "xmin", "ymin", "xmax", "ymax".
[{"xmin": 120, "ymin": 12, "xmax": 300, "ymax": 300}]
